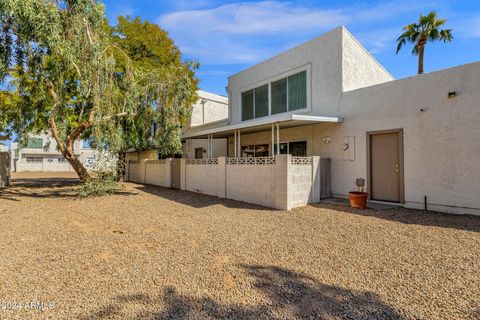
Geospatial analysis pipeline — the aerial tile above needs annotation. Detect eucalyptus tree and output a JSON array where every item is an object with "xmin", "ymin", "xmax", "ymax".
[
  {"xmin": 0, "ymin": 0, "xmax": 139, "ymax": 181},
  {"xmin": 396, "ymin": 11, "xmax": 453, "ymax": 74},
  {"xmin": 0, "ymin": 1, "xmax": 198, "ymax": 182}
]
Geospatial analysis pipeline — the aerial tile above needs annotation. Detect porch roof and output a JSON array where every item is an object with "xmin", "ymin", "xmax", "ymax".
[{"xmin": 183, "ymin": 113, "xmax": 344, "ymax": 139}]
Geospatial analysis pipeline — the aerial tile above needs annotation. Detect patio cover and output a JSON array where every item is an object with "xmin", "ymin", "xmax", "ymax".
[{"xmin": 183, "ymin": 113, "xmax": 344, "ymax": 139}]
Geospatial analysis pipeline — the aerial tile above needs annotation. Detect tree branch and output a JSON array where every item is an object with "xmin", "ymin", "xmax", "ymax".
[{"xmin": 46, "ymin": 80, "xmax": 66, "ymax": 155}]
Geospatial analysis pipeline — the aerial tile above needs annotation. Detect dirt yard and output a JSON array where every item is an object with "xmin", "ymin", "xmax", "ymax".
[{"xmin": 1, "ymin": 172, "xmax": 479, "ymax": 319}]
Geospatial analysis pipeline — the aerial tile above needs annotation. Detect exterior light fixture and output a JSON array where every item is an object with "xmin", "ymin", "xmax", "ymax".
[
  {"xmin": 448, "ymin": 91, "xmax": 457, "ymax": 99},
  {"xmin": 322, "ymin": 136, "xmax": 333, "ymax": 144}
]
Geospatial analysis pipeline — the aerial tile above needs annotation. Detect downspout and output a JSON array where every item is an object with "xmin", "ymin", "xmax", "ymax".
[{"xmin": 226, "ymin": 87, "xmax": 232, "ymax": 125}]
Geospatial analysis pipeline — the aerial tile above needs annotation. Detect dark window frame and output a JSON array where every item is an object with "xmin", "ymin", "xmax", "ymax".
[{"xmin": 241, "ymin": 70, "xmax": 307, "ymax": 121}]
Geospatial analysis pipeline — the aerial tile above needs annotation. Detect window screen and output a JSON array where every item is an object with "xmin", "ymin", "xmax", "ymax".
[
  {"xmin": 254, "ymin": 85, "xmax": 269, "ymax": 118},
  {"xmin": 289, "ymin": 141, "xmax": 307, "ymax": 156},
  {"xmin": 271, "ymin": 78, "xmax": 287, "ymax": 115},
  {"xmin": 288, "ymin": 71, "xmax": 307, "ymax": 111},
  {"xmin": 242, "ymin": 90, "xmax": 254, "ymax": 121}
]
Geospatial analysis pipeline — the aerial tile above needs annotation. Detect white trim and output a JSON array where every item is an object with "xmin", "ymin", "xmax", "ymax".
[{"xmin": 183, "ymin": 113, "xmax": 343, "ymax": 138}]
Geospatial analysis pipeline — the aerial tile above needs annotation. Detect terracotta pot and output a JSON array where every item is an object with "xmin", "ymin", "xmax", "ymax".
[{"xmin": 349, "ymin": 191, "xmax": 368, "ymax": 209}]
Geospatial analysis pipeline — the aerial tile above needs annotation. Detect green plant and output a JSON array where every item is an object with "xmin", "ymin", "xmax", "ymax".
[{"xmin": 73, "ymin": 172, "xmax": 122, "ymax": 198}]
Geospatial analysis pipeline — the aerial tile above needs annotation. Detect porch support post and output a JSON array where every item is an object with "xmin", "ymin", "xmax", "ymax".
[
  {"xmin": 271, "ymin": 124, "xmax": 274, "ymax": 156},
  {"xmin": 207, "ymin": 135, "xmax": 210, "ymax": 158},
  {"xmin": 209, "ymin": 134, "xmax": 213, "ymax": 158},
  {"xmin": 234, "ymin": 130, "xmax": 237, "ymax": 158},
  {"xmin": 188, "ymin": 139, "xmax": 191, "ymax": 158},
  {"xmin": 238, "ymin": 129, "xmax": 241, "ymax": 157},
  {"xmin": 276, "ymin": 123, "xmax": 280, "ymax": 155}
]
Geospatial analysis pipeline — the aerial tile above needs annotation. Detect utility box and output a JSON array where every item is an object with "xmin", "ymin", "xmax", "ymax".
[
  {"xmin": 0, "ymin": 152, "xmax": 11, "ymax": 187},
  {"xmin": 320, "ymin": 157, "xmax": 332, "ymax": 199}
]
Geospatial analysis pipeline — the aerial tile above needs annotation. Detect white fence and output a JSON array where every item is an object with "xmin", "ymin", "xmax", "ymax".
[
  {"xmin": 127, "ymin": 159, "xmax": 172, "ymax": 188},
  {"xmin": 126, "ymin": 155, "xmax": 322, "ymax": 210}
]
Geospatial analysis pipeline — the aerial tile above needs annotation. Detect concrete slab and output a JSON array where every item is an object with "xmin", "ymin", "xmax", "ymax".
[{"xmin": 320, "ymin": 197, "xmax": 399, "ymax": 210}]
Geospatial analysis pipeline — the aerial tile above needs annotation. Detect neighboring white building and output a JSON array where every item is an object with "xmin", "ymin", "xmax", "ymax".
[
  {"xmin": 183, "ymin": 26, "xmax": 480, "ymax": 215},
  {"xmin": 127, "ymin": 90, "xmax": 229, "ymax": 162},
  {"xmin": 11, "ymin": 133, "xmax": 96, "ymax": 172},
  {"xmin": 182, "ymin": 90, "xmax": 229, "ymax": 159}
]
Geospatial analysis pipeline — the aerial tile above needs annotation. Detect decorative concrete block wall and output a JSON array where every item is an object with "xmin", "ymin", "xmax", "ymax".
[
  {"xmin": 226, "ymin": 157, "xmax": 277, "ymax": 208},
  {"xmin": 127, "ymin": 155, "xmax": 322, "ymax": 210},
  {"xmin": 288, "ymin": 158, "xmax": 314, "ymax": 209},
  {"xmin": 185, "ymin": 159, "xmax": 219, "ymax": 196}
]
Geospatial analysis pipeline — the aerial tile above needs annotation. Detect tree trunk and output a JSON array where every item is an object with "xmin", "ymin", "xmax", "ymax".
[
  {"xmin": 417, "ymin": 40, "xmax": 426, "ymax": 75},
  {"xmin": 46, "ymin": 81, "xmax": 92, "ymax": 183},
  {"xmin": 65, "ymin": 152, "xmax": 91, "ymax": 182},
  {"xmin": 117, "ymin": 151, "xmax": 126, "ymax": 182}
]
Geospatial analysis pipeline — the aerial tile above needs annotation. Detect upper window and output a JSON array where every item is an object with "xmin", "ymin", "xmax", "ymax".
[
  {"xmin": 242, "ymin": 71, "xmax": 307, "ymax": 121},
  {"xmin": 27, "ymin": 138, "xmax": 43, "ymax": 149}
]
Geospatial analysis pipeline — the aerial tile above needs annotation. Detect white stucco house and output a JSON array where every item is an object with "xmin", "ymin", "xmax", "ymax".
[
  {"xmin": 182, "ymin": 90, "xmax": 229, "ymax": 159},
  {"xmin": 179, "ymin": 26, "xmax": 480, "ymax": 215},
  {"xmin": 126, "ymin": 90, "xmax": 229, "ymax": 162},
  {"xmin": 11, "ymin": 133, "xmax": 96, "ymax": 172}
]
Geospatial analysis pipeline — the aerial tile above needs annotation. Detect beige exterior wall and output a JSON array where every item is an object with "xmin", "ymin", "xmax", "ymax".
[
  {"xmin": 333, "ymin": 62, "xmax": 480, "ymax": 215},
  {"xmin": 182, "ymin": 138, "xmax": 227, "ymax": 159},
  {"xmin": 125, "ymin": 150, "xmax": 158, "ymax": 162},
  {"xmin": 228, "ymin": 62, "xmax": 480, "ymax": 215},
  {"xmin": 227, "ymin": 125, "xmax": 318, "ymax": 157}
]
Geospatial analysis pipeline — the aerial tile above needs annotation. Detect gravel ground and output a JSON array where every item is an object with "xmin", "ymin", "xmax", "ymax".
[{"xmin": 0, "ymin": 172, "xmax": 479, "ymax": 319}]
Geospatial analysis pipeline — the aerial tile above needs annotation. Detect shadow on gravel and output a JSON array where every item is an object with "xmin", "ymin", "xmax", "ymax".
[
  {"xmin": 81, "ymin": 265, "xmax": 403, "ymax": 320},
  {"xmin": 134, "ymin": 184, "xmax": 272, "ymax": 211},
  {"xmin": 312, "ymin": 203, "xmax": 480, "ymax": 233},
  {"xmin": 0, "ymin": 177, "xmax": 133, "ymax": 200},
  {"xmin": 0, "ymin": 177, "xmax": 79, "ymax": 200}
]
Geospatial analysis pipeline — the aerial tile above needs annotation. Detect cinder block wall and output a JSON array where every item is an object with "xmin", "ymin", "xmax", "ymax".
[{"xmin": 127, "ymin": 155, "xmax": 322, "ymax": 210}]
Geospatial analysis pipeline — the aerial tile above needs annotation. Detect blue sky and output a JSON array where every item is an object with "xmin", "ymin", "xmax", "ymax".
[{"xmin": 103, "ymin": 0, "xmax": 480, "ymax": 96}]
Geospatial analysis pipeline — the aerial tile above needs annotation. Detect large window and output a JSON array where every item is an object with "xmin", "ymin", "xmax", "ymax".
[
  {"xmin": 271, "ymin": 78, "xmax": 287, "ymax": 115},
  {"xmin": 241, "ymin": 90, "xmax": 254, "ymax": 121},
  {"xmin": 274, "ymin": 141, "xmax": 307, "ymax": 156},
  {"xmin": 254, "ymin": 85, "xmax": 269, "ymax": 118},
  {"xmin": 25, "ymin": 156, "xmax": 43, "ymax": 163},
  {"xmin": 27, "ymin": 138, "xmax": 43, "ymax": 149},
  {"xmin": 242, "ymin": 70, "xmax": 307, "ymax": 121},
  {"xmin": 288, "ymin": 72, "xmax": 307, "ymax": 111},
  {"xmin": 241, "ymin": 144, "xmax": 270, "ymax": 157}
]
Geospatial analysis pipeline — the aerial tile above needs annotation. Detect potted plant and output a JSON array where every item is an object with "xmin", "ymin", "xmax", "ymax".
[{"xmin": 349, "ymin": 178, "xmax": 368, "ymax": 209}]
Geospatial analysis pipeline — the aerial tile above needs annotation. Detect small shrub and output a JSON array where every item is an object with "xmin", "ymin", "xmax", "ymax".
[{"xmin": 74, "ymin": 172, "xmax": 123, "ymax": 198}]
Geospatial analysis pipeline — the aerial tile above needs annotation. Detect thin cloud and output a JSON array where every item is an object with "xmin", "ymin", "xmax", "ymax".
[
  {"xmin": 454, "ymin": 15, "xmax": 480, "ymax": 38},
  {"xmin": 156, "ymin": 0, "xmax": 465, "ymax": 65},
  {"xmin": 160, "ymin": 2, "xmax": 348, "ymax": 35}
]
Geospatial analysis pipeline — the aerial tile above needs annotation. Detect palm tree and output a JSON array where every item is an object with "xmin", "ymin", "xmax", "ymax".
[{"xmin": 396, "ymin": 11, "xmax": 453, "ymax": 74}]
